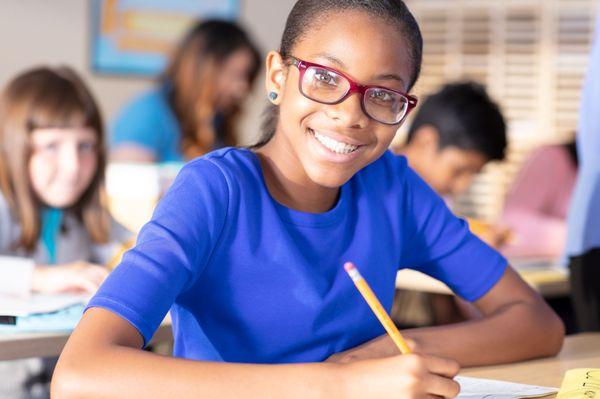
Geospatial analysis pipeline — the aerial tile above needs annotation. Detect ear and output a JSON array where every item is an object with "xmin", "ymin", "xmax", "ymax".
[
  {"xmin": 412, "ymin": 125, "xmax": 440, "ymax": 154},
  {"xmin": 265, "ymin": 51, "xmax": 286, "ymax": 105}
]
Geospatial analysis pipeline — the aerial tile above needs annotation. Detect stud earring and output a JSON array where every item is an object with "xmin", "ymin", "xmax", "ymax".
[{"xmin": 268, "ymin": 91, "xmax": 278, "ymax": 102}]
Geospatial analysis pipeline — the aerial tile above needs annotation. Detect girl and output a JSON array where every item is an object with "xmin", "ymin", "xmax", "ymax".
[
  {"xmin": 0, "ymin": 66, "xmax": 131, "ymax": 295},
  {"xmin": 54, "ymin": 1, "xmax": 564, "ymax": 398},
  {"xmin": 110, "ymin": 20, "xmax": 261, "ymax": 162},
  {"xmin": 0, "ymin": 66, "xmax": 132, "ymax": 396}
]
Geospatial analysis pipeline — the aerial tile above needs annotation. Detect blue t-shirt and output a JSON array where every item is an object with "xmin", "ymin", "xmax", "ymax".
[
  {"xmin": 88, "ymin": 148, "xmax": 507, "ymax": 363},
  {"xmin": 110, "ymin": 86, "xmax": 183, "ymax": 162}
]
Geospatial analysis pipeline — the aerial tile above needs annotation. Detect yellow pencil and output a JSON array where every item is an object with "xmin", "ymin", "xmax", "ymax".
[{"xmin": 344, "ymin": 262, "xmax": 412, "ymax": 355}]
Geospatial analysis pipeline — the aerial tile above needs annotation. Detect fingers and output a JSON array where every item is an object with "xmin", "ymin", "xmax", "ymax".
[
  {"xmin": 52, "ymin": 263, "xmax": 110, "ymax": 295},
  {"xmin": 85, "ymin": 265, "xmax": 109, "ymax": 286},
  {"xmin": 424, "ymin": 373, "xmax": 461, "ymax": 398},
  {"xmin": 423, "ymin": 355, "xmax": 460, "ymax": 378}
]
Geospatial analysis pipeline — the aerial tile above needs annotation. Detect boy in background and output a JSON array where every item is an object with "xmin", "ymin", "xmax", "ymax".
[{"xmin": 393, "ymin": 82, "xmax": 508, "ymax": 325}]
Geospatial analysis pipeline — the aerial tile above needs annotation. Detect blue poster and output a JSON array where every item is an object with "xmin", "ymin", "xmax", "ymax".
[{"xmin": 91, "ymin": 0, "xmax": 240, "ymax": 76}]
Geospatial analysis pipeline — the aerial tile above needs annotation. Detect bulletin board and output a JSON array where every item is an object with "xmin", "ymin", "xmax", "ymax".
[{"xmin": 90, "ymin": 0, "xmax": 240, "ymax": 76}]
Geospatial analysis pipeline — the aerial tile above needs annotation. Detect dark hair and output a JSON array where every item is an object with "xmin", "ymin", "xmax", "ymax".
[
  {"xmin": 162, "ymin": 19, "xmax": 261, "ymax": 159},
  {"xmin": 254, "ymin": 0, "xmax": 423, "ymax": 148},
  {"xmin": 406, "ymin": 82, "xmax": 507, "ymax": 161},
  {"xmin": 0, "ymin": 66, "xmax": 109, "ymax": 251}
]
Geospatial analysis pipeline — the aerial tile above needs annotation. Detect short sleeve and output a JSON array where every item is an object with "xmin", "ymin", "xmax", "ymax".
[
  {"xmin": 110, "ymin": 91, "xmax": 170, "ymax": 155},
  {"xmin": 399, "ymin": 167, "xmax": 507, "ymax": 301},
  {"xmin": 87, "ymin": 159, "xmax": 230, "ymax": 345}
]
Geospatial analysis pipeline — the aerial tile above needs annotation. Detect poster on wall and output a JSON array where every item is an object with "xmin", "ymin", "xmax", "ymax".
[{"xmin": 90, "ymin": 0, "xmax": 240, "ymax": 76}]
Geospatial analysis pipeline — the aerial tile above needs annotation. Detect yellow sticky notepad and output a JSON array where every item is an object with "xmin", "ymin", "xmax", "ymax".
[{"xmin": 557, "ymin": 369, "xmax": 600, "ymax": 399}]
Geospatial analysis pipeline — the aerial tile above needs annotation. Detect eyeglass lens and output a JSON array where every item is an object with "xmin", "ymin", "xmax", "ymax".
[{"xmin": 300, "ymin": 66, "xmax": 409, "ymax": 124}]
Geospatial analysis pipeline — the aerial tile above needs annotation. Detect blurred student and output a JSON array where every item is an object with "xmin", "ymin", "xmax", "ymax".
[
  {"xmin": 500, "ymin": 141, "xmax": 577, "ymax": 259},
  {"xmin": 0, "ymin": 66, "xmax": 131, "ymax": 397},
  {"xmin": 110, "ymin": 20, "xmax": 261, "ymax": 163},
  {"xmin": 566, "ymin": 14, "xmax": 600, "ymax": 332},
  {"xmin": 392, "ymin": 82, "xmax": 508, "ymax": 325},
  {"xmin": 394, "ymin": 81, "xmax": 508, "ymax": 242}
]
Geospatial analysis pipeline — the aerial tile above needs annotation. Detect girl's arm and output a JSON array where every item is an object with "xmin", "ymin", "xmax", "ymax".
[
  {"xmin": 328, "ymin": 266, "xmax": 564, "ymax": 367},
  {"xmin": 52, "ymin": 307, "xmax": 461, "ymax": 399}
]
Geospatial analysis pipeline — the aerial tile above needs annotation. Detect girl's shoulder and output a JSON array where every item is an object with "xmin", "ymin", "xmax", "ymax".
[
  {"xmin": 186, "ymin": 147, "xmax": 263, "ymax": 185},
  {"xmin": 122, "ymin": 87, "xmax": 170, "ymax": 116}
]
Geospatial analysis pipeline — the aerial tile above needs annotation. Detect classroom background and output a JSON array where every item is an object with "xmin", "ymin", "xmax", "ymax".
[
  {"xmin": 1, "ymin": 0, "xmax": 600, "ymax": 397},
  {"xmin": 1, "ymin": 0, "xmax": 596, "ymax": 223}
]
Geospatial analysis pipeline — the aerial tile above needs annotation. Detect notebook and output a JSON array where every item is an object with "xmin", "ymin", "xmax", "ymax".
[
  {"xmin": 456, "ymin": 376, "xmax": 558, "ymax": 399},
  {"xmin": 0, "ymin": 304, "xmax": 85, "ymax": 332},
  {"xmin": 556, "ymin": 368, "xmax": 600, "ymax": 399},
  {"xmin": 0, "ymin": 293, "xmax": 89, "ymax": 317}
]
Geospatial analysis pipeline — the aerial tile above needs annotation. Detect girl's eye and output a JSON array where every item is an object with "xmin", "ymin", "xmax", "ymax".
[
  {"xmin": 314, "ymin": 69, "xmax": 338, "ymax": 86},
  {"xmin": 369, "ymin": 90, "xmax": 394, "ymax": 103},
  {"xmin": 78, "ymin": 141, "xmax": 96, "ymax": 153},
  {"xmin": 36, "ymin": 142, "xmax": 59, "ymax": 154}
]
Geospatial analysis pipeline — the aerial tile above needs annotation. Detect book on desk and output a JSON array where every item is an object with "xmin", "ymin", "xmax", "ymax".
[{"xmin": 0, "ymin": 293, "xmax": 88, "ymax": 331}]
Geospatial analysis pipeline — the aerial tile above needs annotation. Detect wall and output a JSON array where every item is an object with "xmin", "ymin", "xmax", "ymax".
[{"xmin": 0, "ymin": 0, "xmax": 296, "ymax": 144}]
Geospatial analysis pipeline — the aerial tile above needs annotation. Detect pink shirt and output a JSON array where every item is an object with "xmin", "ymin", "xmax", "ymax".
[{"xmin": 501, "ymin": 145, "xmax": 577, "ymax": 258}]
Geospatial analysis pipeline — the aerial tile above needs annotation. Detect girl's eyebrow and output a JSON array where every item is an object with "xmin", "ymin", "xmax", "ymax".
[{"xmin": 310, "ymin": 52, "xmax": 406, "ymax": 86}]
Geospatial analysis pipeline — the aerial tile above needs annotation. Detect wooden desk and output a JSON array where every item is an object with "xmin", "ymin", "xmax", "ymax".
[
  {"xmin": 396, "ymin": 264, "xmax": 569, "ymax": 298},
  {"xmin": 463, "ymin": 333, "xmax": 600, "ymax": 389},
  {"xmin": 0, "ymin": 318, "xmax": 172, "ymax": 361}
]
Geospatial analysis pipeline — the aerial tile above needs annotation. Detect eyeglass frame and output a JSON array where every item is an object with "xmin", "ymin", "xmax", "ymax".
[{"xmin": 285, "ymin": 55, "xmax": 418, "ymax": 125}]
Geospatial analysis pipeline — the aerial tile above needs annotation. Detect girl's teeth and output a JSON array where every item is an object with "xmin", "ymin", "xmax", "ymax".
[{"xmin": 313, "ymin": 130, "xmax": 358, "ymax": 154}]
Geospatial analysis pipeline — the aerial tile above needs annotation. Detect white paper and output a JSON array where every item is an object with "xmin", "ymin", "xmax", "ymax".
[
  {"xmin": 456, "ymin": 376, "xmax": 558, "ymax": 399},
  {"xmin": 0, "ymin": 256, "xmax": 35, "ymax": 297},
  {"xmin": 0, "ymin": 293, "xmax": 89, "ymax": 317}
]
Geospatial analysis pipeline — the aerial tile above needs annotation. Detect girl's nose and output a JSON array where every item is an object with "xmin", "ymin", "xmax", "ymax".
[
  {"xmin": 325, "ymin": 92, "xmax": 370, "ymax": 128},
  {"xmin": 58, "ymin": 143, "xmax": 80, "ymax": 178}
]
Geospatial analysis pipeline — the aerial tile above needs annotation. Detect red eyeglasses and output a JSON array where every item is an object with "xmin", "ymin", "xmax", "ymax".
[{"xmin": 286, "ymin": 56, "xmax": 418, "ymax": 125}]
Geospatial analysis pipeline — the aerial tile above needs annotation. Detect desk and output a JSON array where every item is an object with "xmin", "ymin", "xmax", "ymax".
[
  {"xmin": 396, "ymin": 264, "xmax": 569, "ymax": 298},
  {"xmin": 462, "ymin": 333, "xmax": 600, "ymax": 389},
  {"xmin": 0, "ymin": 318, "xmax": 172, "ymax": 361}
]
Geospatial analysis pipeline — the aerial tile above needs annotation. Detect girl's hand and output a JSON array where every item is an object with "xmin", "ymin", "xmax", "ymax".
[
  {"xmin": 326, "ymin": 334, "xmax": 420, "ymax": 363},
  {"xmin": 31, "ymin": 262, "xmax": 109, "ymax": 295},
  {"xmin": 343, "ymin": 353, "xmax": 461, "ymax": 399}
]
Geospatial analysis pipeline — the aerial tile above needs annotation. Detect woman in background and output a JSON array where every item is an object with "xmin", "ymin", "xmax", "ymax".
[
  {"xmin": 500, "ymin": 141, "xmax": 578, "ymax": 259},
  {"xmin": 110, "ymin": 20, "xmax": 261, "ymax": 162}
]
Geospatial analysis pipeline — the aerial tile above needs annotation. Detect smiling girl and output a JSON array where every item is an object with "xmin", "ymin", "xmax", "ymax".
[
  {"xmin": 0, "ymin": 66, "xmax": 131, "ymax": 296},
  {"xmin": 0, "ymin": 66, "xmax": 132, "ymax": 397},
  {"xmin": 53, "ymin": 1, "xmax": 563, "ymax": 398}
]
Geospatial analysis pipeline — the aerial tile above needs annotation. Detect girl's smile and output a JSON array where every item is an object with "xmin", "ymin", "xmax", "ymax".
[{"xmin": 307, "ymin": 127, "xmax": 366, "ymax": 163}]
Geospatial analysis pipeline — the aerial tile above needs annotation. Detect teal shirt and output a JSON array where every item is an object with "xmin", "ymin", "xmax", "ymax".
[
  {"xmin": 110, "ymin": 85, "xmax": 228, "ymax": 162},
  {"xmin": 40, "ymin": 208, "xmax": 63, "ymax": 265},
  {"xmin": 111, "ymin": 85, "xmax": 183, "ymax": 162}
]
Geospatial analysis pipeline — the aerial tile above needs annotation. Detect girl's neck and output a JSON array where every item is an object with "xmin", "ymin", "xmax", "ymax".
[{"xmin": 254, "ymin": 140, "xmax": 340, "ymax": 214}]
